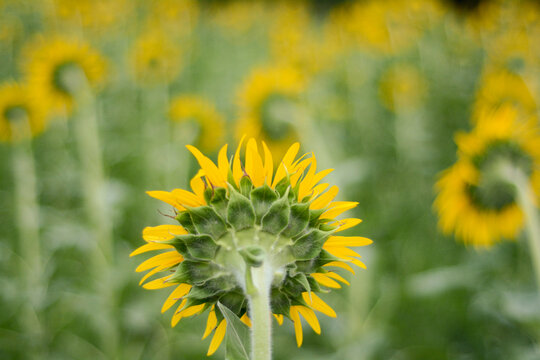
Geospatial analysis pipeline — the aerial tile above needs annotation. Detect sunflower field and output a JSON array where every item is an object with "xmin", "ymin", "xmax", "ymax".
[{"xmin": 2, "ymin": 0, "xmax": 540, "ymax": 359}]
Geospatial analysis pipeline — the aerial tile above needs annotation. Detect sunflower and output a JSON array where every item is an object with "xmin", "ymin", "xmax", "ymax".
[
  {"xmin": 0, "ymin": 82, "xmax": 47, "ymax": 142},
  {"xmin": 236, "ymin": 66, "xmax": 306, "ymax": 160},
  {"xmin": 169, "ymin": 95, "xmax": 225, "ymax": 153},
  {"xmin": 472, "ymin": 69, "xmax": 537, "ymax": 122},
  {"xmin": 435, "ymin": 105, "xmax": 540, "ymax": 247},
  {"xmin": 378, "ymin": 63, "xmax": 428, "ymax": 112},
  {"xmin": 144, "ymin": 0, "xmax": 199, "ymax": 38},
  {"xmin": 23, "ymin": 36, "xmax": 106, "ymax": 115},
  {"xmin": 131, "ymin": 138, "xmax": 370, "ymax": 355},
  {"xmin": 130, "ymin": 29, "xmax": 182, "ymax": 86}
]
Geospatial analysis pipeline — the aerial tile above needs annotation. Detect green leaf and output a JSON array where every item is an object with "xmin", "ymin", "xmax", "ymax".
[
  {"xmin": 176, "ymin": 234, "xmax": 219, "ymax": 260},
  {"xmin": 217, "ymin": 302, "xmax": 251, "ymax": 360},
  {"xmin": 227, "ymin": 187, "xmax": 256, "ymax": 231},
  {"xmin": 281, "ymin": 202, "xmax": 310, "ymax": 238},
  {"xmin": 291, "ymin": 229, "xmax": 329, "ymax": 260},
  {"xmin": 188, "ymin": 206, "xmax": 228, "ymax": 240},
  {"xmin": 261, "ymin": 189, "xmax": 290, "ymax": 235},
  {"xmin": 251, "ymin": 185, "xmax": 278, "ymax": 223}
]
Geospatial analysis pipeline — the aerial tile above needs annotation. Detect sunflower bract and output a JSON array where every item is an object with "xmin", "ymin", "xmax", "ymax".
[{"xmin": 131, "ymin": 138, "xmax": 371, "ymax": 354}]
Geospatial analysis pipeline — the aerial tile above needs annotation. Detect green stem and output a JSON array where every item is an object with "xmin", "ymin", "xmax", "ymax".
[
  {"xmin": 12, "ymin": 134, "xmax": 44, "ymax": 358},
  {"xmin": 72, "ymin": 79, "xmax": 117, "ymax": 358},
  {"xmin": 498, "ymin": 163, "xmax": 540, "ymax": 290},
  {"xmin": 247, "ymin": 264, "xmax": 273, "ymax": 360}
]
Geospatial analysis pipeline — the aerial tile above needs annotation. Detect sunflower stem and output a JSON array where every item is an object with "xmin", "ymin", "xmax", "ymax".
[
  {"xmin": 247, "ymin": 263, "xmax": 273, "ymax": 360},
  {"xmin": 12, "ymin": 133, "xmax": 44, "ymax": 358},
  {"xmin": 498, "ymin": 162, "xmax": 540, "ymax": 290},
  {"xmin": 72, "ymin": 76, "xmax": 118, "ymax": 358}
]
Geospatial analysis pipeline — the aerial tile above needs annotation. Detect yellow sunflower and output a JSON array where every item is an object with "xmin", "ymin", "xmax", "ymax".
[
  {"xmin": 169, "ymin": 95, "xmax": 225, "ymax": 153},
  {"xmin": 130, "ymin": 29, "xmax": 183, "ymax": 86},
  {"xmin": 472, "ymin": 69, "xmax": 537, "ymax": 123},
  {"xmin": 435, "ymin": 105, "xmax": 540, "ymax": 247},
  {"xmin": 23, "ymin": 36, "xmax": 106, "ymax": 115},
  {"xmin": 131, "ymin": 138, "xmax": 370, "ymax": 355},
  {"xmin": 235, "ymin": 66, "xmax": 306, "ymax": 160},
  {"xmin": 0, "ymin": 82, "xmax": 47, "ymax": 142},
  {"xmin": 378, "ymin": 63, "xmax": 428, "ymax": 112}
]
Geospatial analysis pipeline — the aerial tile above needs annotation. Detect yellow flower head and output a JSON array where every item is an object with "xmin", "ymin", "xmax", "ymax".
[
  {"xmin": 378, "ymin": 63, "xmax": 427, "ymax": 112},
  {"xmin": 236, "ymin": 66, "xmax": 306, "ymax": 160},
  {"xmin": 130, "ymin": 30, "xmax": 183, "ymax": 85},
  {"xmin": 23, "ymin": 36, "xmax": 106, "ymax": 115},
  {"xmin": 435, "ymin": 105, "xmax": 540, "ymax": 247},
  {"xmin": 169, "ymin": 95, "xmax": 225, "ymax": 153},
  {"xmin": 472, "ymin": 69, "xmax": 537, "ymax": 122},
  {"xmin": 0, "ymin": 82, "xmax": 47, "ymax": 143},
  {"xmin": 131, "ymin": 138, "xmax": 370, "ymax": 354}
]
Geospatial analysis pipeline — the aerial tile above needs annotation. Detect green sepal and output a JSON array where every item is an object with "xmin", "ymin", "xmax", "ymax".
[
  {"xmin": 281, "ymin": 202, "xmax": 310, "ymax": 238},
  {"xmin": 291, "ymin": 272, "xmax": 311, "ymax": 293},
  {"xmin": 291, "ymin": 229, "xmax": 330, "ymax": 260},
  {"xmin": 261, "ymin": 189, "xmax": 291, "ymax": 234},
  {"xmin": 169, "ymin": 260, "xmax": 221, "ymax": 285},
  {"xmin": 239, "ymin": 245, "xmax": 265, "ymax": 267},
  {"xmin": 175, "ymin": 211, "xmax": 197, "ymax": 234},
  {"xmin": 281, "ymin": 276, "xmax": 307, "ymax": 299},
  {"xmin": 217, "ymin": 301, "xmax": 251, "ymax": 360},
  {"xmin": 239, "ymin": 176, "xmax": 253, "ymax": 197},
  {"xmin": 319, "ymin": 223, "xmax": 338, "ymax": 232},
  {"xmin": 250, "ymin": 184, "xmax": 279, "ymax": 223},
  {"xmin": 314, "ymin": 249, "xmax": 341, "ymax": 267},
  {"xmin": 188, "ymin": 206, "xmax": 227, "ymax": 240},
  {"xmin": 227, "ymin": 187, "xmax": 256, "ymax": 231},
  {"xmin": 293, "ymin": 259, "xmax": 316, "ymax": 274},
  {"xmin": 307, "ymin": 275, "xmax": 322, "ymax": 292},
  {"xmin": 218, "ymin": 291, "xmax": 246, "ymax": 315},
  {"xmin": 308, "ymin": 208, "xmax": 326, "ymax": 228},
  {"xmin": 186, "ymin": 275, "xmax": 235, "ymax": 300},
  {"xmin": 210, "ymin": 187, "xmax": 229, "ymax": 219},
  {"xmin": 270, "ymin": 288, "xmax": 291, "ymax": 316},
  {"xmin": 203, "ymin": 187, "xmax": 214, "ymax": 204},
  {"xmin": 274, "ymin": 176, "xmax": 290, "ymax": 197},
  {"xmin": 175, "ymin": 234, "xmax": 218, "ymax": 261}
]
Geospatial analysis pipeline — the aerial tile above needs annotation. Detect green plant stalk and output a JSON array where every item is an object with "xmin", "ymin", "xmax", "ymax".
[
  {"xmin": 498, "ymin": 162, "xmax": 540, "ymax": 290},
  {"xmin": 246, "ymin": 264, "xmax": 273, "ymax": 360},
  {"xmin": 72, "ymin": 79, "xmax": 118, "ymax": 358},
  {"xmin": 12, "ymin": 132, "xmax": 44, "ymax": 358}
]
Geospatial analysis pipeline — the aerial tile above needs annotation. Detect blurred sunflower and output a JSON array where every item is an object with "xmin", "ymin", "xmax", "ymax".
[
  {"xmin": 378, "ymin": 63, "xmax": 428, "ymax": 112},
  {"xmin": 0, "ymin": 82, "xmax": 47, "ymax": 142},
  {"xmin": 131, "ymin": 138, "xmax": 370, "ymax": 354},
  {"xmin": 23, "ymin": 36, "xmax": 106, "ymax": 115},
  {"xmin": 435, "ymin": 105, "xmax": 540, "ymax": 247},
  {"xmin": 169, "ymin": 95, "xmax": 225, "ymax": 153},
  {"xmin": 208, "ymin": 0, "xmax": 266, "ymax": 36},
  {"xmin": 236, "ymin": 66, "xmax": 306, "ymax": 160},
  {"xmin": 130, "ymin": 30, "xmax": 183, "ymax": 86},
  {"xmin": 144, "ymin": 0, "xmax": 199, "ymax": 38},
  {"xmin": 472, "ymin": 69, "xmax": 537, "ymax": 122}
]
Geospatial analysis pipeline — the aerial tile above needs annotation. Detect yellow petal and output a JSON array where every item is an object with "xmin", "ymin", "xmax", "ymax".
[
  {"xmin": 139, "ymin": 260, "xmax": 180, "ymax": 285},
  {"xmin": 136, "ymin": 251, "xmax": 183, "ymax": 272},
  {"xmin": 262, "ymin": 141, "xmax": 273, "ymax": 185},
  {"xmin": 245, "ymin": 138, "xmax": 265, "ymax": 187},
  {"xmin": 324, "ymin": 236, "xmax": 373, "ymax": 247},
  {"xmin": 207, "ymin": 319, "xmax": 227, "ymax": 356},
  {"xmin": 310, "ymin": 185, "xmax": 339, "ymax": 210},
  {"xmin": 142, "ymin": 275, "xmax": 175, "ymax": 289},
  {"xmin": 202, "ymin": 308, "xmax": 218, "ymax": 339},
  {"xmin": 240, "ymin": 313, "xmax": 252, "ymax": 328},
  {"xmin": 311, "ymin": 273, "xmax": 341, "ymax": 288},
  {"xmin": 233, "ymin": 135, "xmax": 246, "ymax": 186},
  {"xmin": 325, "ymin": 272, "xmax": 350, "ymax": 286},
  {"xmin": 272, "ymin": 142, "xmax": 300, "ymax": 188},
  {"xmin": 186, "ymin": 145, "xmax": 226, "ymax": 188},
  {"xmin": 297, "ymin": 156, "xmax": 317, "ymax": 200},
  {"xmin": 320, "ymin": 201, "xmax": 358, "ymax": 219},
  {"xmin": 274, "ymin": 313, "xmax": 284, "ymax": 325},
  {"xmin": 142, "ymin": 224, "xmax": 187, "ymax": 242},
  {"xmin": 218, "ymin": 144, "xmax": 229, "ymax": 181},
  {"xmin": 171, "ymin": 299, "xmax": 187, "ymax": 327},
  {"xmin": 146, "ymin": 191, "xmax": 186, "ymax": 211},
  {"xmin": 290, "ymin": 306, "xmax": 303, "ymax": 347},
  {"xmin": 323, "ymin": 246, "xmax": 362, "ymax": 259},
  {"xmin": 162, "ymin": 284, "xmax": 192, "ymax": 313},
  {"xmin": 296, "ymin": 306, "xmax": 321, "ymax": 334},
  {"xmin": 171, "ymin": 188, "xmax": 206, "ymax": 207},
  {"xmin": 323, "ymin": 261, "xmax": 355, "ymax": 274},
  {"xmin": 190, "ymin": 169, "xmax": 207, "ymax": 202},
  {"xmin": 290, "ymin": 157, "xmax": 313, "ymax": 188},
  {"xmin": 331, "ymin": 218, "xmax": 363, "ymax": 232},
  {"xmin": 177, "ymin": 303, "xmax": 205, "ymax": 318},
  {"xmin": 130, "ymin": 242, "xmax": 173, "ymax": 257},
  {"xmin": 302, "ymin": 292, "xmax": 337, "ymax": 318}
]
